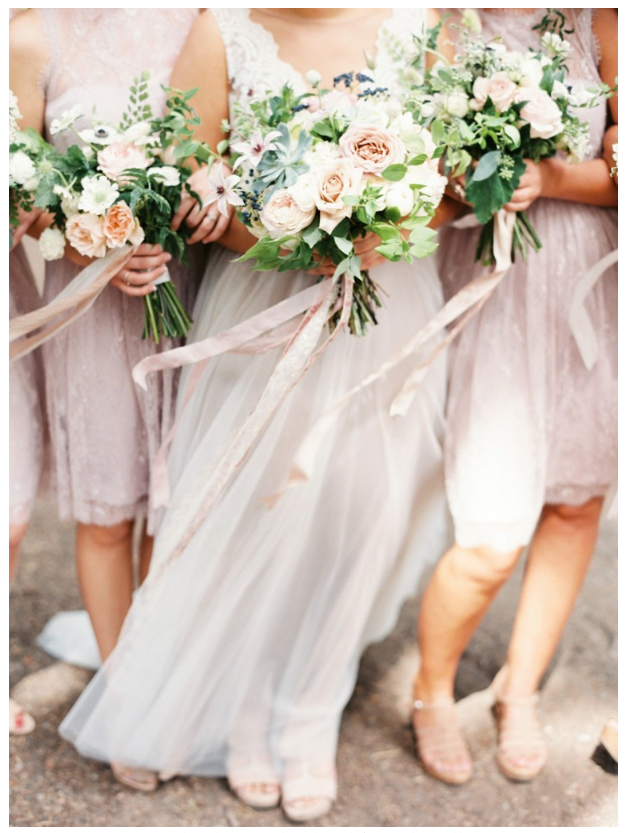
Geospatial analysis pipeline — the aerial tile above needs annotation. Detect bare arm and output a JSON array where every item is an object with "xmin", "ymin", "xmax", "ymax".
[{"xmin": 169, "ymin": 12, "xmax": 257, "ymax": 253}]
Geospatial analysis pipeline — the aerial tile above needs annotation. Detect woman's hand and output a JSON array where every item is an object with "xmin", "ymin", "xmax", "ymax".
[
  {"xmin": 504, "ymin": 159, "xmax": 546, "ymax": 213},
  {"xmin": 109, "ymin": 243, "xmax": 172, "ymax": 297},
  {"xmin": 603, "ymin": 124, "xmax": 618, "ymax": 186},
  {"xmin": 10, "ymin": 206, "xmax": 42, "ymax": 248},
  {"xmin": 308, "ymin": 232, "xmax": 386, "ymax": 277},
  {"xmin": 171, "ymin": 165, "xmax": 233, "ymax": 245}
]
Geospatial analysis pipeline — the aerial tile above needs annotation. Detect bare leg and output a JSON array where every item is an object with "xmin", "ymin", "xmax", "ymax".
[
  {"xmin": 75, "ymin": 520, "xmax": 134, "ymax": 662},
  {"xmin": 484, "ymin": 498, "xmax": 603, "ymax": 780},
  {"xmin": 9, "ymin": 522, "xmax": 28, "ymax": 588},
  {"xmin": 503, "ymin": 497, "xmax": 604, "ymax": 698},
  {"xmin": 415, "ymin": 543, "xmax": 524, "ymax": 702},
  {"xmin": 413, "ymin": 542, "xmax": 524, "ymax": 782},
  {"xmin": 138, "ymin": 526, "xmax": 153, "ymax": 586}
]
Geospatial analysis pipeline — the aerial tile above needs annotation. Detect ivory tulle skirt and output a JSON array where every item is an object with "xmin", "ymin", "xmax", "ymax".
[{"xmin": 60, "ymin": 246, "xmax": 450, "ymax": 776}]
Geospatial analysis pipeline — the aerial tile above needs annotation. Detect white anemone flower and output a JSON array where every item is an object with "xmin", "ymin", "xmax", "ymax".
[
  {"xmin": 78, "ymin": 124, "xmax": 121, "ymax": 146},
  {"xmin": 202, "ymin": 165, "xmax": 244, "ymax": 217},
  {"xmin": 78, "ymin": 174, "xmax": 119, "ymax": 215}
]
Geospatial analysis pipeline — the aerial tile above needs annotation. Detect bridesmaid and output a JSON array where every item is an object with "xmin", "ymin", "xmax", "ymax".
[
  {"xmin": 9, "ymin": 214, "xmax": 46, "ymax": 735},
  {"xmin": 412, "ymin": 8, "xmax": 617, "ymax": 785},
  {"xmin": 60, "ymin": 7, "xmax": 457, "ymax": 823},
  {"xmin": 9, "ymin": 7, "xmax": 203, "ymax": 784}
]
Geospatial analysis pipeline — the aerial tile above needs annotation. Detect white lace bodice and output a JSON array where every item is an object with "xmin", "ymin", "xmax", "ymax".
[
  {"xmin": 210, "ymin": 8, "xmax": 427, "ymax": 123},
  {"xmin": 37, "ymin": 8, "xmax": 199, "ymax": 150}
]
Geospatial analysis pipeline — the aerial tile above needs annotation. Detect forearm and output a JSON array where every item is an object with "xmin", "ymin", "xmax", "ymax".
[
  {"xmin": 216, "ymin": 215, "xmax": 259, "ymax": 255},
  {"xmin": 430, "ymin": 196, "xmax": 468, "ymax": 230},
  {"xmin": 541, "ymin": 156, "xmax": 617, "ymax": 208}
]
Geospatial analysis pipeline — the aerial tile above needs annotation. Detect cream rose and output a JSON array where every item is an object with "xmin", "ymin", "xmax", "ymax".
[
  {"xmin": 472, "ymin": 72, "xmax": 518, "ymax": 113},
  {"xmin": 65, "ymin": 213, "xmax": 108, "ymax": 258},
  {"xmin": 97, "ymin": 142, "xmax": 150, "ymax": 184},
  {"xmin": 516, "ymin": 87, "xmax": 563, "ymax": 139},
  {"xmin": 314, "ymin": 159, "xmax": 363, "ymax": 234},
  {"xmin": 38, "ymin": 228, "xmax": 66, "ymax": 261},
  {"xmin": 260, "ymin": 188, "xmax": 316, "ymax": 239},
  {"xmin": 102, "ymin": 201, "xmax": 145, "ymax": 248},
  {"xmin": 339, "ymin": 123, "xmax": 406, "ymax": 175}
]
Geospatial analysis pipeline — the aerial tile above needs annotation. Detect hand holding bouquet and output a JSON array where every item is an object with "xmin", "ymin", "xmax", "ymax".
[
  {"xmin": 218, "ymin": 73, "xmax": 446, "ymax": 336},
  {"xmin": 405, "ymin": 12, "xmax": 616, "ymax": 264},
  {"xmin": 32, "ymin": 73, "xmax": 220, "ymax": 343}
]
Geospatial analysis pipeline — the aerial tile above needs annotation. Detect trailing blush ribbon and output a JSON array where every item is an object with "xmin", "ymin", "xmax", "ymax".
[
  {"xmin": 264, "ymin": 209, "xmax": 518, "ymax": 504},
  {"xmin": 9, "ymin": 245, "xmax": 136, "ymax": 362},
  {"xmin": 133, "ymin": 270, "xmax": 352, "ymax": 521},
  {"xmin": 568, "ymin": 248, "xmax": 618, "ymax": 371}
]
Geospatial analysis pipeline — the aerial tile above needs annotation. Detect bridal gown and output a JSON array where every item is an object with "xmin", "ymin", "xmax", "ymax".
[
  {"xmin": 61, "ymin": 8, "xmax": 450, "ymax": 777},
  {"xmin": 439, "ymin": 8, "xmax": 617, "ymax": 553}
]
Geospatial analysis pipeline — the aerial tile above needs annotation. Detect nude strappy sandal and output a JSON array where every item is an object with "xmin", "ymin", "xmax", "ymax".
[
  {"xmin": 227, "ymin": 756, "xmax": 281, "ymax": 809},
  {"xmin": 412, "ymin": 697, "xmax": 473, "ymax": 785},
  {"xmin": 490, "ymin": 668, "xmax": 547, "ymax": 782}
]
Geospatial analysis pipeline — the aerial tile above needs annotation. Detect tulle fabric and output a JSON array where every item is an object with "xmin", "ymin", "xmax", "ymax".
[
  {"xmin": 439, "ymin": 8, "xmax": 618, "ymax": 552},
  {"xmin": 9, "ymin": 244, "xmax": 46, "ymax": 527},
  {"xmin": 60, "ymin": 243, "xmax": 449, "ymax": 775},
  {"xmin": 36, "ymin": 8, "xmax": 201, "ymax": 531}
]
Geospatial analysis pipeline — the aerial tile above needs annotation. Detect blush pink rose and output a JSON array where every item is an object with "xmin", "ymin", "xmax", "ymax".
[
  {"xmin": 65, "ymin": 213, "xmax": 108, "ymax": 259},
  {"xmin": 97, "ymin": 142, "xmax": 150, "ymax": 184},
  {"xmin": 339, "ymin": 123, "xmax": 406, "ymax": 174},
  {"xmin": 516, "ymin": 86, "xmax": 564, "ymax": 139},
  {"xmin": 102, "ymin": 200, "xmax": 145, "ymax": 248},
  {"xmin": 314, "ymin": 159, "xmax": 363, "ymax": 234},
  {"xmin": 472, "ymin": 72, "xmax": 518, "ymax": 113},
  {"xmin": 260, "ymin": 189, "xmax": 316, "ymax": 238}
]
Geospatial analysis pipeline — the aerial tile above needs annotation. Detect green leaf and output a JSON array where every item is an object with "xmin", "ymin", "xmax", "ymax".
[
  {"xmin": 472, "ymin": 150, "xmax": 501, "ymax": 182},
  {"xmin": 382, "ymin": 164, "xmax": 408, "ymax": 182},
  {"xmin": 430, "ymin": 119, "xmax": 446, "ymax": 145},
  {"xmin": 333, "ymin": 236, "xmax": 353, "ymax": 255},
  {"xmin": 503, "ymin": 125, "xmax": 521, "ymax": 148},
  {"xmin": 236, "ymin": 236, "xmax": 285, "ymax": 270}
]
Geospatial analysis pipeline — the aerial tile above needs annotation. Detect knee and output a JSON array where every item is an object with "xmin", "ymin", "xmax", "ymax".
[
  {"xmin": 447, "ymin": 543, "xmax": 521, "ymax": 590},
  {"xmin": 80, "ymin": 520, "xmax": 134, "ymax": 549},
  {"xmin": 544, "ymin": 498, "xmax": 603, "ymax": 533}
]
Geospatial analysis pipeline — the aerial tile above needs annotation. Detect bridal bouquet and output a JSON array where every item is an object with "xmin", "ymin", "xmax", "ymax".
[
  {"xmin": 32, "ymin": 73, "xmax": 218, "ymax": 343},
  {"xmin": 219, "ymin": 73, "xmax": 446, "ymax": 336},
  {"xmin": 405, "ymin": 12, "xmax": 615, "ymax": 263}
]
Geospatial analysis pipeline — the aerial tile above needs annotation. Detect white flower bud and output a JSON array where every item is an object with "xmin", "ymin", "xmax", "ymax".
[
  {"xmin": 305, "ymin": 70, "xmax": 322, "ymax": 87},
  {"xmin": 39, "ymin": 228, "xmax": 66, "ymax": 261}
]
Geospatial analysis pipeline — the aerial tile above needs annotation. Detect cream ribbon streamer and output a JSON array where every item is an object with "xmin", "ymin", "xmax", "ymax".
[
  {"xmin": 568, "ymin": 248, "xmax": 618, "ymax": 371},
  {"xmin": 9, "ymin": 245, "xmax": 136, "ymax": 362},
  {"xmin": 268, "ymin": 210, "xmax": 517, "ymax": 500}
]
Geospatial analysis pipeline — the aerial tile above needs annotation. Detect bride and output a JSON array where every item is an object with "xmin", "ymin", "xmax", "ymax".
[{"xmin": 61, "ymin": 8, "xmax": 455, "ymax": 822}]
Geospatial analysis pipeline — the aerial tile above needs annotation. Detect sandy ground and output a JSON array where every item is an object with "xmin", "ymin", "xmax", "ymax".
[{"xmin": 9, "ymin": 500, "xmax": 617, "ymax": 827}]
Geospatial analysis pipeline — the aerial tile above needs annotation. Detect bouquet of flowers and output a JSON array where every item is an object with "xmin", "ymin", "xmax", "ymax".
[
  {"xmin": 9, "ymin": 90, "xmax": 56, "ymax": 246},
  {"xmin": 217, "ymin": 72, "xmax": 446, "ymax": 336},
  {"xmin": 405, "ymin": 11, "xmax": 616, "ymax": 264},
  {"xmin": 33, "ymin": 73, "xmax": 219, "ymax": 343}
]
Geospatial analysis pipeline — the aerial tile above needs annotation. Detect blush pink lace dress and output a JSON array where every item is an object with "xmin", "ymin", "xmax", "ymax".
[
  {"xmin": 36, "ymin": 8, "xmax": 200, "ymax": 532},
  {"xmin": 439, "ymin": 8, "xmax": 617, "ymax": 552},
  {"xmin": 10, "ymin": 244, "xmax": 46, "ymax": 527}
]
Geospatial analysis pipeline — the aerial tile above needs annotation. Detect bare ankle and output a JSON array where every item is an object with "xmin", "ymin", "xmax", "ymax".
[{"xmin": 413, "ymin": 672, "xmax": 455, "ymax": 704}]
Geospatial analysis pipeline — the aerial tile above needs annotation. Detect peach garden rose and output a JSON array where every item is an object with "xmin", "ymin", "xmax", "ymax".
[
  {"xmin": 471, "ymin": 72, "xmax": 518, "ymax": 113},
  {"xmin": 516, "ymin": 86, "xmax": 564, "ymax": 139},
  {"xmin": 339, "ymin": 123, "xmax": 406, "ymax": 175},
  {"xmin": 65, "ymin": 213, "xmax": 108, "ymax": 259},
  {"xmin": 260, "ymin": 188, "xmax": 316, "ymax": 239},
  {"xmin": 313, "ymin": 159, "xmax": 363, "ymax": 233},
  {"xmin": 102, "ymin": 201, "xmax": 145, "ymax": 248}
]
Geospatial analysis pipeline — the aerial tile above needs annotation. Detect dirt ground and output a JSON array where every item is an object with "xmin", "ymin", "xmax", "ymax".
[{"xmin": 9, "ymin": 500, "xmax": 617, "ymax": 827}]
